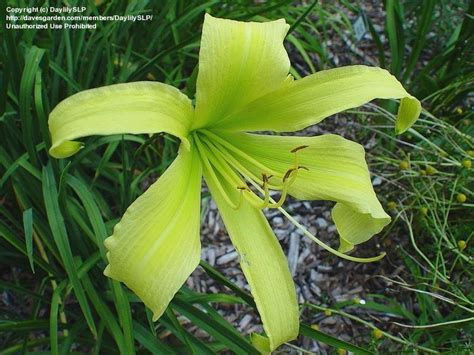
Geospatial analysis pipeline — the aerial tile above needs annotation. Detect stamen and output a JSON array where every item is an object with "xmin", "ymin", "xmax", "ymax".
[
  {"xmin": 197, "ymin": 131, "xmax": 310, "ymax": 211},
  {"xmin": 193, "ymin": 133, "xmax": 242, "ymax": 209},
  {"xmin": 268, "ymin": 167, "xmax": 299, "ymax": 209},
  {"xmin": 291, "ymin": 145, "xmax": 309, "ymax": 169},
  {"xmin": 199, "ymin": 137, "xmax": 267, "ymax": 209},
  {"xmin": 200, "ymin": 129, "xmax": 283, "ymax": 178},
  {"xmin": 268, "ymin": 179, "xmax": 290, "ymax": 208},
  {"xmin": 233, "ymin": 187, "xmax": 248, "ymax": 209},
  {"xmin": 291, "ymin": 145, "xmax": 309, "ymax": 153},
  {"xmin": 205, "ymin": 137, "xmax": 283, "ymax": 190},
  {"xmin": 283, "ymin": 168, "xmax": 296, "ymax": 182},
  {"xmin": 258, "ymin": 174, "xmax": 270, "ymax": 209}
]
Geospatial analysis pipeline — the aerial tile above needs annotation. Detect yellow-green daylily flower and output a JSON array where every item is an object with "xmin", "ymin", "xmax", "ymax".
[{"xmin": 48, "ymin": 14, "xmax": 421, "ymax": 352}]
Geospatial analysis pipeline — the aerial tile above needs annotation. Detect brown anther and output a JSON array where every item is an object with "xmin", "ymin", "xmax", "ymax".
[
  {"xmin": 298, "ymin": 166, "xmax": 309, "ymax": 171},
  {"xmin": 283, "ymin": 168, "xmax": 296, "ymax": 181},
  {"xmin": 237, "ymin": 186, "xmax": 250, "ymax": 191},
  {"xmin": 261, "ymin": 174, "xmax": 274, "ymax": 188},
  {"xmin": 291, "ymin": 145, "xmax": 309, "ymax": 153}
]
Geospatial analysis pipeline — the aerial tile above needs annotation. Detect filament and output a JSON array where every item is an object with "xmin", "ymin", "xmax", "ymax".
[
  {"xmin": 194, "ymin": 133, "xmax": 241, "ymax": 209},
  {"xmin": 200, "ymin": 129, "xmax": 283, "ymax": 178},
  {"xmin": 207, "ymin": 139, "xmax": 283, "ymax": 190},
  {"xmin": 199, "ymin": 137, "xmax": 264, "ymax": 208},
  {"xmin": 196, "ymin": 130, "xmax": 310, "ymax": 212}
]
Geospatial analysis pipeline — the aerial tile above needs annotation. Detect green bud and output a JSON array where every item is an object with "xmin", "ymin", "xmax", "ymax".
[
  {"xmin": 426, "ymin": 165, "xmax": 436, "ymax": 175},
  {"xmin": 387, "ymin": 201, "xmax": 397, "ymax": 210},
  {"xmin": 456, "ymin": 193, "xmax": 467, "ymax": 203},
  {"xmin": 462, "ymin": 159, "xmax": 471, "ymax": 169},
  {"xmin": 372, "ymin": 328, "xmax": 384, "ymax": 339},
  {"xmin": 399, "ymin": 161, "xmax": 410, "ymax": 170}
]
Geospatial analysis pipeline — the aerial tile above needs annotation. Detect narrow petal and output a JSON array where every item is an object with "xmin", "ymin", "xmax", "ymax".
[
  {"xmin": 193, "ymin": 14, "xmax": 290, "ymax": 129},
  {"xmin": 203, "ymin": 166, "xmax": 299, "ymax": 351},
  {"xmin": 216, "ymin": 65, "xmax": 421, "ymax": 134},
  {"xmin": 104, "ymin": 146, "xmax": 202, "ymax": 320},
  {"xmin": 49, "ymin": 82, "xmax": 194, "ymax": 158},
  {"xmin": 215, "ymin": 131, "xmax": 390, "ymax": 252}
]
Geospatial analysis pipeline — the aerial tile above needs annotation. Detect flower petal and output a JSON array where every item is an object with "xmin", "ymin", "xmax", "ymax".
[
  {"xmin": 104, "ymin": 145, "xmax": 202, "ymax": 321},
  {"xmin": 215, "ymin": 131, "xmax": 390, "ymax": 252},
  {"xmin": 216, "ymin": 65, "xmax": 421, "ymax": 134},
  {"xmin": 203, "ymin": 165, "xmax": 299, "ymax": 351},
  {"xmin": 49, "ymin": 82, "xmax": 194, "ymax": 158},
  {"xmin": 192, "ymin": 14, "xmax": 290, "ymax": 129}
]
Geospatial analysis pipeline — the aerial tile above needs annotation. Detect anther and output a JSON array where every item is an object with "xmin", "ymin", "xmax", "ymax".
[
  {"xmin": 259, "ymin": 173, "xmax": 271, "ymax": 209},
  {"xmin": 291, "ymin": 145, "xmax": 309, "ymax": 153},
  {"xmin": 291, "ymin": 145, "xmax": 309, "ymax": 169},
  {"xmin": 283, "ymin": 168, "xmax": 296, "ymax": 181},
  {"xmin": 232, "ymin": 186, "xmax": 250, "ymax": 210}
]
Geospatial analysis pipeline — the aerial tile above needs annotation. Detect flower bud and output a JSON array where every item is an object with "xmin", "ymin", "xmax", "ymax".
[
  {"xmin": 458, "ymin": 240, "xmax": 467, "ymax": 251},
  {"xmin": 387, "ymin": 201, "xmax": 397, "ymax": 210},
  {"xmin": 399, "ymin": 161, "xmax": 410, "ymax": 170},
  {"xmin": 426, "ymin": 165, "xmax": 436, "ymax": 175},
  {"xmin": 420, "ymin": 207, "xmax": 428, "ymax": 215},
  {"xmin": 462, "ymin": 159, "xmax": 472, "ymax": 169},
  {"xmin": 456, "ymin": 193, "xmax": 467, "ymax": 203},
  {"xmin": 324, "ymin": 309, "xmax": 332, "ymax": 316},
  {"xmin": 372, "ymin": 328, "xmax": 384, "ymax": 339}
]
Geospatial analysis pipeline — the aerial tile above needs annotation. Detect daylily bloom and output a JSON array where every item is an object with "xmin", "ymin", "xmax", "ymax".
[{"xmin": 48, "ymin": 14, "xmax": 421, "ymax": 352}]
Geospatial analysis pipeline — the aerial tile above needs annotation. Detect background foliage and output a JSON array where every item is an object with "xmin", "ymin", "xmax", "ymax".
[{"xmin": 0, "ymin": 0, "xmax": 472, "ymax": 353}]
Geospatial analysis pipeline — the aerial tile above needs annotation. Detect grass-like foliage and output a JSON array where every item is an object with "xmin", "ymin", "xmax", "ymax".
[{"xmin": 0, "ymin": 0, "xmax": 472, "ymax": 353}]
